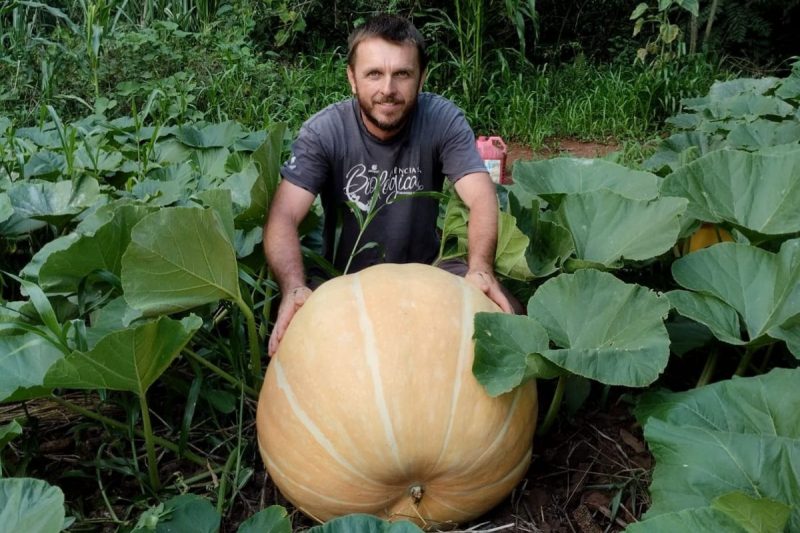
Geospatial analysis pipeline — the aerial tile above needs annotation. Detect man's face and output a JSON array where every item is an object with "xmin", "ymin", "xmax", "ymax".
[{"xmin": 347, "ymin": 37, "xmax": 425, "ymax": 141}]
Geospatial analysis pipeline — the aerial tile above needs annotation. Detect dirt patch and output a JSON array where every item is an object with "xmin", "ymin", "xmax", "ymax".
[
  {"xmin": 470, "ymin": 396, "xmax": 651, "ymax": 533},
  {"xmin": 505, "ymin": 137, "xmax": 621, "ymax": 179}
]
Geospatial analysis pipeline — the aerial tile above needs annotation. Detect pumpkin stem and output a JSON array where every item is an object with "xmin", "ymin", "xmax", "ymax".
[{"xmin": 409, "ymin": 484, "xmax": 425, "ymax": 505}]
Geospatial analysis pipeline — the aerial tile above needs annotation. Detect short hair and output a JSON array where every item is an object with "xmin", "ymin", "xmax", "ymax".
[{"xmin": 347, "ymin": 14, "xmax": 428, "ymax": 71}]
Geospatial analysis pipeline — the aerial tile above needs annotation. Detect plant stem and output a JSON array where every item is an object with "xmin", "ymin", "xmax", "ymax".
[
  {"xmin": 235, "ymin": 299, "xmax": 262, "ymax": 385},
  {"xmin": 696, "ymin": 349, "xmax": 718, "ymax": 388},
  {"xmin": 734, "ymin": 346, "xmax": 755, "ymax": 377},
  {"xmin": 537, "ymin": 375, "xmax": 567, "ymax": 436},
  {"xmin": 216, "ymin": 445, "xmax": 238, "ymax": 514},
  {"xmin": 183, "ymin": 348, "xmax": 258, "ymax": 399},
  {"xmin": 757, "ymin": 343, "xmax": 775, "ymax": 374},
  {"xmin": 139, "ymin": 393, "xmax": 160, "ymax": 490},
  {"xmin": 50, "ymin": 395, "xmax": 207, "ymax": 467}
]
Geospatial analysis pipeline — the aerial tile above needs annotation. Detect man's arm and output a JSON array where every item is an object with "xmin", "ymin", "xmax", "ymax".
[
  {"xmin": 453, "ymin": 171, "xmax": 514, "ymax": 313},
  {"xmin": 263, "ymin": 180, "xmax": 317, "ymax": 356}
]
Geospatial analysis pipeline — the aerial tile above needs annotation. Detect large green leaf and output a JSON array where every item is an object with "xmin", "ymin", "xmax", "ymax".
[
  {"xmin": 0, "ymin": 333, "xmax": 64, "ymax": 402},
  {"xmin": 0, "ymin": 478, "xmax": 65, "ymax": 533},
  {"xmin": 643, "ymin": 131, "xmax": 719, "ymax": 174},
  {"xmin": 671, "ymin": 240, "xmax": 800, "ymax": 355},
  {"xmin": 706, "ymin": 77, "xmax": 782, "ymax": 100},
  {"xmin": 726, "ymin": 119, "xmax": 800, "ymax": 150},
  {"xmin": 662, "ymin": 148, "xmax": 800, "ymax": 235},
  {"xmin": 236, "ymin": 505, "xmax": 291, "ymax": 533},
  {"xmin": 555, "ymin": 191, "xmax": 687, "ymax": 267},
  {"xmin": 527, "ymin": 269, "xmax": 671, "ymax": 386},
  {"xmin": 508, "ymin": 194, "xmax": 573, "ymax": 278},
  {"xmin": 493, "ymin": 210, "xmax": 533, "ymax": 280},
  {"xmin": 132, "ymin": 494, "xmax": 220, "ymax": 533},
  {"xmin": 0, "ymin": 192, "xmax": 12, "ymax": 224},
  {"xmin": 635, "ymin": 368, "xmax": 800, "ymax": 531},
  {"xmin": 512, "ymin": 157, "xmax": 661, "ymax": 203},
  {"xmin": 238, "ymin": 124, "xmax": 285, "ymax": 229},
  {"xmin": 23, "ymin": 151, "xmax": 65, "ymax": 179},
  {"xmin": 176, "ymin": 121, "xmax": 244, "ymax": 148},
  {"xmin": 121, "ymin": 207, "xmax": 242, "ymax": 316},
  {"xmin": 702, "ymin": 94, "xmax": 795, "ymax": 121},
  {"xmin": 307, "ymin": 514, "xmax": 423, "ymax": 533},
  {"xmin": 626, "ymin": 492, "xmax": 790, "ymax": 533},
  {"xmin": 667, "ymin": 290, "xmax": 744, "ymax": 346},
  {"xmin": 44, "ymin": 315, "xmax": 201, "ymax": 395},
  {"xmin": 472, "ymin": 312, "xmax": 555, "ymax": 396},
  {"xmin": 0, "ymin": 178, "xmax": 101, "ymax": 235},
  {"xmin": 36, "ymin": 205, "xmax": 153, "ymax": 293}
]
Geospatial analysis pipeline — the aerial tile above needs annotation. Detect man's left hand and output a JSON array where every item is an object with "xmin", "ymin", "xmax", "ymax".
[{"xmin": 465, "ymin": 269, "xmax": 514, "ymax": 313}]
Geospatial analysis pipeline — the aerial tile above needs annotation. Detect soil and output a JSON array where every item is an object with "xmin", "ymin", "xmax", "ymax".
[{"xmin": 504, "ymin": 138, "xmax": 621, "ymax": 179}]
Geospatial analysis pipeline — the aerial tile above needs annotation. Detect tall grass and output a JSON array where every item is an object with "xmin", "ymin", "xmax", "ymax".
[
  {"xmin": 435, "ymin": 54, "xmax": 728, "ymax": 146},
  {"xmin": 1, "ymin": 0, "xmax": 726, "ymax": 146}
]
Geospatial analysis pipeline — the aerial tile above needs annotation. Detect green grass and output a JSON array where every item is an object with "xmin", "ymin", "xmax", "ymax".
[{"xmin": 1, "ymin": 2, "xmax": 727, "ymax": 146}]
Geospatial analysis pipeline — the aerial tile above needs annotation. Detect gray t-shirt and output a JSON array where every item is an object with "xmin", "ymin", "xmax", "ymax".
[{"xmin": 281, "ymin": 92, "xmax": 486, "ymax": 273}]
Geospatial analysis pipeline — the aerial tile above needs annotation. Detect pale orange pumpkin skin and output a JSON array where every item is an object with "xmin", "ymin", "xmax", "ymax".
[
  {"xmin": 256, "ymin": 263, "xmax": 538, "ymax": 529},
  {"xmin": 687, "ymin": 222, "xmax": 733, "ymax": 253}
]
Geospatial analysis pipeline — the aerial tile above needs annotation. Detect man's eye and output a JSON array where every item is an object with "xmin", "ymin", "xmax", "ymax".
[
  {"xmin": 366, "ymin": 72, "xmax": 381, "ymax": 79},
  {"xmin": 395, "ymin": 71, "xmax": 411, "ymax": 78}
]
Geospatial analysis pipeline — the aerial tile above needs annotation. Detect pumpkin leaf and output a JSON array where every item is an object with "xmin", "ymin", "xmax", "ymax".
[
  {"xmin": 121, "ymin": 207, "xmax": 242, "ymax": 316},
  {"xmin": 635, "ymin": 368, "xmax": 800, "ymax": 531},
  {"xmin": 44, "ymin": 315, "xmax": 201, "ymax": 395},
  {"xmin": 0, "ymin": 333, "xmax": 64, "ymax": 402},
  {"xmin": 726, "ymin": 119, "xmax": 800, "ymax": 149},
  {"xmin": 239, "ymin": 124, "xmax": 285, "ymax": 229},
  {"xmin": 555, "ymin": 191, "xmax": 687, "ymax": 267},
  {"xmin": 493, "ymin": 211, "xmax": 533, "ymax": 280},
  {"xmin": 307, "ymin": 514, "xmax": 423, "ymax": 533},
  {"xmin": 176, "ymin": 121, "xmax": 244, "ymax": 148},
  {"xmin": 528, "ymin": 269, "xmax": 672, "ymax": 386},
  {"xmin": 712, "ymin": 492, "xmax": 792, "ymax": 533},
  {"xmin": 236, "ymin": 505, "xmax": 291, "ymax": 533},
  {"xmin": 0, "ymin": 419, "xmax": 24, "ymax": 449},
  {"xmin": 626, "ymin": 493, "xmax": 790, "ymax": 533},
  {"xmin": 701, "ymin": 93, "xmax": 795, "ymax": 121},
  {"xmin": 132, "ymin": 494, "xmax": 220, "ymax": 533},
  {"xmin": 667, "ymin": 290, "xmax": 744, "ymax": 346},
  {"xmin": 662, "ymin": 147, "xmax": 800, "ymax": 235},
  {"xmin": 0, "ymin": 478, "xmax": 65, "ymax": 533},
  {"xmin": 643, "ymin": 131, "xmax": 719, "ymax": 174},
  {"xmin": 508, "ymin": 194, "xmax": 573, "ymax": 278},
  {"xmin": 472, "ymin": 312, "xmax": 556, "ymax": 397},
  {"xmin": 511, "ymin": 157, "xmax": 661, "ymax": 203},
  {"xmin": 671, "ymin": 240, "xmax": 800, "ymax": 355},
  {"xmin": 36, "ymin": 204, "xmax": 154, "ymax": 293},
  {"xmin": 0, "ymin": 178, "xmax": 101, "ymax": 236},
  {"xmin": 0, "ymin": 193, "xmax": 12, "ymax": 224}
]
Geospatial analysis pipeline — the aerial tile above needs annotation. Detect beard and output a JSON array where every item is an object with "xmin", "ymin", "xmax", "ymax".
[{"xmin": 356, "ymin": 93, "xmax": 418, "ymax": 135}]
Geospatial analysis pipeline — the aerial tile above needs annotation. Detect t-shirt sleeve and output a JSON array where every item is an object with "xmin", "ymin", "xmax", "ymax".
[
  {"xmin": 280, "ymin": 121, "xmax": 330, "ymax": 194},
  {"xmin": 437, "ymin": 104, "xmax": 488, "ymax": 182}
]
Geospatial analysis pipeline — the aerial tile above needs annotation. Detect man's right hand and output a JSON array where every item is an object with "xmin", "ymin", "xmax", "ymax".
[{"xmin": 268, "ymin": 286, "xmax": 313, "ymax": 357}]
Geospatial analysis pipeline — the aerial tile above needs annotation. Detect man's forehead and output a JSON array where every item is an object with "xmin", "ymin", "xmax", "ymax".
[{"xmin": 351, "ymin": 37, "xmax": 420, "ymax": 69}]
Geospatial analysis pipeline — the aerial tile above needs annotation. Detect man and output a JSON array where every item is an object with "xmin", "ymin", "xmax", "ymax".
[{"xmin": 264, "ymin": 14, "xmax": 516, "ymax": 357}]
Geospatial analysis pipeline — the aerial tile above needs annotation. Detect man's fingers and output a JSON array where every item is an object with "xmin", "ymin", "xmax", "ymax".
[
  {"xmin": 268, "ymin": 286, "xmax": 313, "ymax": 357},
  {"xmin": 488, "ymin": 286, "xmax": 514, "ymax": 313}
]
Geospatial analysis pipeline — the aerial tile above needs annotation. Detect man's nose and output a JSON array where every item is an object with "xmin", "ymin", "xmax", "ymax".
[{"xmin": 380, "ymin": 75, "xmax": 396, "ymax": 95}]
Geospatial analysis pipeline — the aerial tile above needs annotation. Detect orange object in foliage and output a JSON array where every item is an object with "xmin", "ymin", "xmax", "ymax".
[{"xmin": 687, "ymin": 222, "xmax": 734, "ymax": 253}]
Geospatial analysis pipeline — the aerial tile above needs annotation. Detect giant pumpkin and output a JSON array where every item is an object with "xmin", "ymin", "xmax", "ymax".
[{"xmin": 256, "ymin": 263, "xmax": 538, "ymax": 529}]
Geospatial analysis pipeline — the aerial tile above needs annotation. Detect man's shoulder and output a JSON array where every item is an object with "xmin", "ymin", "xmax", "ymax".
[
  {"xmin": 417, "ymin": 92, "xmax": 463, "ymax": 114},
  {"xmin": 302, "ymin": 98, "xmax": 356, "ymax": 133}
]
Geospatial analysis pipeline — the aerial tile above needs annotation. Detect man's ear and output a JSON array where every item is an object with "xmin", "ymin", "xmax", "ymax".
[{"xmin": 346, "ymin": 66, "xmax": 357, "ymax": 95}]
